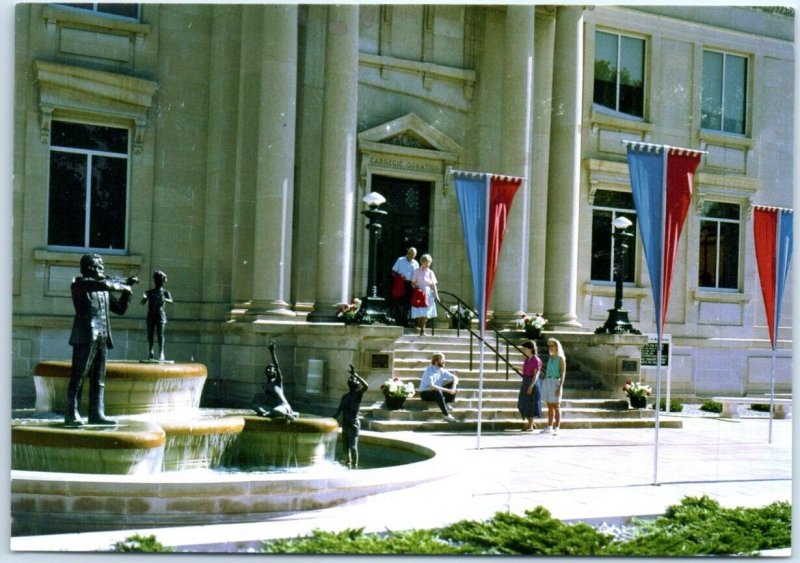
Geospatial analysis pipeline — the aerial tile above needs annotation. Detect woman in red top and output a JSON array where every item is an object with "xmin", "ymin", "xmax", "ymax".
[{"xmin": 518, "ymin": 340, "xmax": 542, "ymax": 431}]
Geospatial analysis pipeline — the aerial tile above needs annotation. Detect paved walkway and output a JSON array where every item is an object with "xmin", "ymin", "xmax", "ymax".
[{"xmin": 9, "ymin": 414, "xmax": 793, "ymax": 555}]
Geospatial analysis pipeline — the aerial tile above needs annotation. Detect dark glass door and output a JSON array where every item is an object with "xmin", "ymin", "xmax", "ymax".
[{"xmin": 370, "ymin": 175, "xmax": 431, "ymax": 298}]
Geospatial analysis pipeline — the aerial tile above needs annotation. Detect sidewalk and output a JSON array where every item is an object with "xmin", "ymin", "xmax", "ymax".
[{"xmin": 10, "ymin": 414, "xmax": 793, "ymax": 554}]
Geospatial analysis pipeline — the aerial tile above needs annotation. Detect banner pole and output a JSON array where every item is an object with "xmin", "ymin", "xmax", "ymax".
[{"xmin": 476, "ymin": 175, "xmax": 492, "ymax": 450}]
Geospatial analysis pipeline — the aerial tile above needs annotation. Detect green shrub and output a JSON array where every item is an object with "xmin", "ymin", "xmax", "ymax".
[
  {"xmin": 112, "ymin": 534, "xmax": 173, "ymax": 553},
  {"xmin": 258, "ymin": 497, "xmax": 791, "ymax": 556},
  {"xmin": 658, "ymin": 397, "xmax": 683, "ymax": 412},
  {"xmin": 750, "ymin": 403, "xmax": 772, "ymax": 412},
  {"xmin": 604, "ymin": 496, "xmax": 791, "ymax": 556},
  {"xmin": 700, "ymin": 400, "xmax": 723, "ymax": 413}
]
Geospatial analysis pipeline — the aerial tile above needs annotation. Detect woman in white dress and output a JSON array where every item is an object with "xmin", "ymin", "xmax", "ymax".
[{"xmin": 410, "ymin": 254, "xmax": 439, "ymax": 336}]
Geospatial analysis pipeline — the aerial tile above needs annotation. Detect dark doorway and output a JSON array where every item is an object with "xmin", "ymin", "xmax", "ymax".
[{"xmin": 370, "ymin": 175, "xmax": 431, "ymax": 298}]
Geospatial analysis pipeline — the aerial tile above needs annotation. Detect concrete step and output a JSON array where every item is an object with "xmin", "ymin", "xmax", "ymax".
[
  {"xmin": 369, "ymin": 406, "xmax": 652, "ymax": 421},
  {"xmin": 364, "ymin": 417, "xmax": 683, "ymax": 432},
  {"xmin": 371, "ymin": 396, "xmax": 631, "ymax": 410}
]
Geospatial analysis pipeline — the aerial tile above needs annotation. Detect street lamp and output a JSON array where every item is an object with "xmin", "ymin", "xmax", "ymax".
[
  {"xmin": 358, "ymin": 192, "xmax": 393, "ymax": 325},
  {"xmin": 598, "ymin": 215, "xmax": 639, "ymax": 334}
]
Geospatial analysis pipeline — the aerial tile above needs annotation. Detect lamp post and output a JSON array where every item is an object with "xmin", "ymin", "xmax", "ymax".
[
  {"xmin": 358, "ymin": 192, "xmax": 393, "ymax": 325},
  {"xmin": 599, "ymin": 216, "xmax": 638, "ymax": 334}
]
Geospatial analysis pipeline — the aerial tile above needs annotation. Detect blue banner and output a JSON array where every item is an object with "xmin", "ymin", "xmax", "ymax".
[{"xmin": 453, "ymin": 173, "xmax": 489, "ymax": 323}]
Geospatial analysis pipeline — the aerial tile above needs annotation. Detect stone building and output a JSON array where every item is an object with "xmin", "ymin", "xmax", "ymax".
[{"xmin": 11, "ymin": 4, "xmax": 794, "ymax": 409}]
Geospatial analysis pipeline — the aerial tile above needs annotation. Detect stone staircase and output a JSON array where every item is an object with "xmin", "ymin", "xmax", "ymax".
[{"xmin": 362, "ymin": 330, "xmax": 682, "ymax": 432}]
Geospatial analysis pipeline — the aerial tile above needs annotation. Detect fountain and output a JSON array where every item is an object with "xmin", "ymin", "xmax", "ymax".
[{"xmin": 11, "ymin": 360, "xmax": 443, "ymax": 537}]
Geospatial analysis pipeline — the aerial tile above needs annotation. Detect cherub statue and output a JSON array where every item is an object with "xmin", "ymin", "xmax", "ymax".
[{"xmin": 252, "ymin": 342, "xmax": 297, "ymax": 422}]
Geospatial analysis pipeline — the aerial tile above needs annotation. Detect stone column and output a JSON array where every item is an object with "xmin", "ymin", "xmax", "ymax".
[
  {"xmin": 249, "ymin": 5, "xmax": 297, "ymax": 317},
  {"xmin": 492, "ymin": 5, "xmax": 536, "ymax": 325},
  {"xmin": 544, "ymin": 6, "xmax": 584, "ymax": 327},
  {"xmin": 308, "ymin": 5, "xmax": 360, "ymax": 322},
  {"xmin": 202, "ymin": 5, "xmax": 240, "ymax": 319}
]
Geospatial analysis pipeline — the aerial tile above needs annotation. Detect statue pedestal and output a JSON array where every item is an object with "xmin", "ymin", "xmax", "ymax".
[{"xmin": 33, "ymin": 360, "xmax": 207, "ymax": 415}]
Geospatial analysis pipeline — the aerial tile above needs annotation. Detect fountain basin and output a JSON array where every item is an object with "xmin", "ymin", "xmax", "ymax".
[
  {"xmin": 11, "ymin": 431, "xmax": 441, "ymax": 536},
  {"xmin": 12, "ymin": 420, "xmax": 166, "ymax": 475},
  {"xmin": 33, "ymin": 361, "xmax": 207, "ymax": 415},
  {"xmin": 11, "ymin": 411, "xmax": 342, "ymax": 475},
  {"xmin": 236, "ymin": 415, "xmax": 340, "ymax": 469}
]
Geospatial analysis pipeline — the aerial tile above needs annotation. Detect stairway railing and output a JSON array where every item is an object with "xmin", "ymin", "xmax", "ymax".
[{"xmin": 434, "ymin": 291, "xmax": 523, "ymax": 380}]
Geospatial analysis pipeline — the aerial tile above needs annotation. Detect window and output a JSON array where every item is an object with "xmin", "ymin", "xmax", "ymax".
[
  {"xmin": 47, "ymin": 121, "xmax": 130, "ymax": 250},
  {"xmin": 698, "ymin": 201, "xmax": 740, "ymax": 290},
  {"xmin": 57, "ymin": 3, "xmax": 140, "ymax": 20},
  {"xmin": 594, "ymin": 31, "xmax": 645, "ymax": 118},
  {"xmin": 591, "ymin": 190, "xmax": 637, "ymax": 283},
  {"xmin": 701, "ymin": 50, "xmax": 747, "ymax": 135}
]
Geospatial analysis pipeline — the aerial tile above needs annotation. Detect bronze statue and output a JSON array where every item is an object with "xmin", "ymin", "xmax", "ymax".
[
  {"xmin": 252, "ymin": 342, "xmax": 296, "ymax": 421},
  {"xmin": 141, "ymin": 270, "xmax": 173, "ymax": 361},
  {"xmin": 65, "ymin": 254, "xmax": 138, "ymax": 427},
  {"xmin": 333, "ymin": 365, "xmax": 369, "ymax": 468}
]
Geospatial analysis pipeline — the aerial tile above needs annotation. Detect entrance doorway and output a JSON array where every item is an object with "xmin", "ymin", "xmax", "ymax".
[{"xmin": 370, "ymin": 175, "xmax": 431, "ymax": 298}]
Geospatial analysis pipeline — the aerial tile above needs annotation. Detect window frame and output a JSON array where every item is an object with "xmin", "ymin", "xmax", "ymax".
[
  {"xmin": 592, "ymin": 29, "xmax": 647, "ymax": 120},
  {"xmin": 46, "ymin": 118, "xmax": 132, "ymax": 254},
  {"xmin": 700, "ymin": 48, "xmax": 749, "ymax": 136},
  {"xmin": 696, "ymin": 200, "xmax": 742, "ymax": 292}
]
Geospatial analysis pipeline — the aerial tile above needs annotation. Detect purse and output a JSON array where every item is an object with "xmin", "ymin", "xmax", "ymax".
[
  {"xmin": 410, "ymin": 287, "xmax": 429, "ymax": 308},
  {"xmin": 391, "ymin": 272, "xmax": 406, "ymax": 298}
]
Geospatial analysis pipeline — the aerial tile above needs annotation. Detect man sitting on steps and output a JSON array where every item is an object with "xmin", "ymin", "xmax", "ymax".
[{"xmin": 419, "ymin": 352, "xmax": 459, "ymax": 423}]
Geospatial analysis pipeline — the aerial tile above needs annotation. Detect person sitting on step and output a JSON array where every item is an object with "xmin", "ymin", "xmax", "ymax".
[{"xmin": 419, "ymin": 352, "xmax": 459, "ymax": 423}]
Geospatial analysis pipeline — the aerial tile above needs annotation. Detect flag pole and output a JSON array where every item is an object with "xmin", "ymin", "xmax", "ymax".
[
  {"xmin": 652, "ymin": 149, "xmax": 669, "ymax": 486},
  {"xmin": 768, "ymin": 214, "xmax": 780, "ymax": 444},
  {"xmin": 476, "ymin": 174, "xmax": 492, "ymax": 450}
]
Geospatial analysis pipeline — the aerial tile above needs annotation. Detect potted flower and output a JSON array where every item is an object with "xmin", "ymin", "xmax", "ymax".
[
  {"xmin": 380, "ymin": 376, "xmax": 415, "ymax": 410},
  {"xmin": 517, "ymin": 313, "xmax": 548, "ymax": 339},
  {"xmin": 337, "ymin": 298, "xmax": 362, "ymax": 325},
  {"xmin": 622, "ymin": 380, "xmax": 652, "ymax": 409},
  {"xmin": 448, "ymin": 304, "xmax": 474, "ymax": 329}
]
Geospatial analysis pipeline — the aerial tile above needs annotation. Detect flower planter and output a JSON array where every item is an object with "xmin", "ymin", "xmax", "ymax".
[
  {"xmin": 524, "ymin": 327, "xmax": 542, "ymax": 340},
  {"xmin": 629, "ymin": 395, "xmax": 648, "ymax": 409},
  {"xmin": 384, "ymin": 396, "xmax": 406, "ymax": 410}
]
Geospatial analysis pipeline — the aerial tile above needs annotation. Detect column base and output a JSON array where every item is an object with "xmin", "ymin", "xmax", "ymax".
[{"xmin": 229, "ymin": 301, "xmax": 296, "ymax": 321}]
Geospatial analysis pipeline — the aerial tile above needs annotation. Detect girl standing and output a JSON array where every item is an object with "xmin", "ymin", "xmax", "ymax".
[
  {"xmin": 540, "ymin": 338, "xmax": 566, "ymax": 434},
  {"xmin": 517, "ymin": 340, "xmax": 542, "ymax": 431}
]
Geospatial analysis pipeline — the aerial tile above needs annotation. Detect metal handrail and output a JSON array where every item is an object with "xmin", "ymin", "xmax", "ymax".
[{"xmin": 434, "ymin": 291, "xmax": 523, "ymax": 379}]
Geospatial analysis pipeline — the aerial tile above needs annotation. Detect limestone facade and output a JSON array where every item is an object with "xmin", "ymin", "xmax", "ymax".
[{"xmin": 12, "ymin": 5, "xmax": 794, "ymax": 408}]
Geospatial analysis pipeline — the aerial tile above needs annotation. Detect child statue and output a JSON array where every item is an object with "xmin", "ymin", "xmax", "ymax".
[
  {"xmin": 252, "ymin": 342, "xmax": 297, "ymax": 422},
  {"xmin": 141, "ymin": 270, "xmax": 173, "ymax": 361},
  {"xmin": 333, "ymin": 365, "xmax": 369, "ymax": 468}
]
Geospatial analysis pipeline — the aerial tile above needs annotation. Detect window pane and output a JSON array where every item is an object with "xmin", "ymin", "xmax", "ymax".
[
  {"xmin": 701, "ymin": 51, "xmax": 723, "ymax": 130},
  {"xmin": 594, "ymin": 190, "xmax": 634, "ymax": 209},
  {"xmin": 89, "ymin": 156, "xmax": 127, "ymax": 249},
  {"xmin": 48, "ymin": 152, "xmax": 87, "ymax": 246},
  {"xmin": 98, "ymin": 3, "xmax": 140, "ymax": 18},
  {"xmin": 60, "ymin": 3, "xmax": 140, "ymax": 20},
  {"xmin": 718, "ymin": 221, "xmax": 739, "ymax": 289},
  {"xmin": 593, "ymin": 31, "xmax": 618, "ymax": 110},
  {"xmin": 618, "ymin": 35, "xmax": 644, "ymax": 117},
  {"xmin": 51, "ymin": 121, "xmax": 128, "ymax": 153},
  {"xmin": 698, "ymin": 220, "xmax": 717, "ymax": 287},
  {"xmin": 701, "ymin": 201, "xmax": 739, "ymax": 220},
  {"xmin": 723, "ymin": 54, "xmax": 747, "ymax": 134},
  {"xmin": 591, "ymin": 209, "xmax": 613, "ymax": 281}
]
